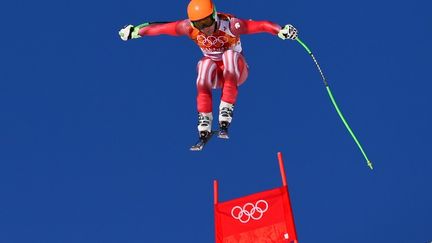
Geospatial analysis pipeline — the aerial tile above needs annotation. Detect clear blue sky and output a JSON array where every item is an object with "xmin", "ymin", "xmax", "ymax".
[{"xmin": 1, "ymin": 0, "xmax": 431, "ymax": 242}]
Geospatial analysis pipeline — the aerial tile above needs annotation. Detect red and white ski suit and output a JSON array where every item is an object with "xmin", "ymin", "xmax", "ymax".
[{"xmin": 138, "ymin": 13, "xmax": 281, "ymax": 113}]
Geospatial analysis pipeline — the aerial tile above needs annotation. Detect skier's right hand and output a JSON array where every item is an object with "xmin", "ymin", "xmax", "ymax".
[{"xmin": 119, "ymin": 25, "xmax": 135, "ymax": 41}]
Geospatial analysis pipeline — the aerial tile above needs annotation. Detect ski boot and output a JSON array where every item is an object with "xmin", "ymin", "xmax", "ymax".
[
  {"xmin": 218, "ymin": 101, "xmax": 234, "ymax": 139},
  {"xmin": 190, "ymin": 112, "xmax": 213, "ymax": 151}
]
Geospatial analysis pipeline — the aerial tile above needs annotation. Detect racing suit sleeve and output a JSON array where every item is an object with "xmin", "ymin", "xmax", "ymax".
[
  {"xmin": 137, "ymin": 19, "xmax": 193, "ymax": 37},
  {"xmin": 228, "ymin": 18, "xmax": 281, "ymax": 36}
]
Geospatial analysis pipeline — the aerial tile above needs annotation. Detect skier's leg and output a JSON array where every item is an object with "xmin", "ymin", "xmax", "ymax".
[
  {"xmin": 196, "ymin": 57, "xmax": 218, "ymax": 137},
  {"xmin": 219, "ymin": 50, "xmax": 249, "ymax": 128}
]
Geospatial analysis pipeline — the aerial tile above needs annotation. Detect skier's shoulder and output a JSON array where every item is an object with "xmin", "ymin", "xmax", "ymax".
[
  {"xmin": 217, "ymin": 12, "xmax": 236, "ymax": 21},
  {"xmin": 175, "ymin": 19, "xmax": 197, "ymax": 38},
  {"xmin": 217, "ymin": 13, "xmax": 247, "ymax": 36},
  {"xmin": 218, "ymin": 12, "xmax": 242, "ymax": 33},
  {"xmin": 178, "ymin": 19, "xmax": 194, "ymax": 31}
]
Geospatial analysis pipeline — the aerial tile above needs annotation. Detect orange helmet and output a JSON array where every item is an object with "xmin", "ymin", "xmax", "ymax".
[{"xmin": 187, "ymin": 0, "xmax": 216, "ymax": 21}]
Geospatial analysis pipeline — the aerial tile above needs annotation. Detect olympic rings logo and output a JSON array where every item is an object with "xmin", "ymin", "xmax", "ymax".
[
  {"xmin": 197, "ymin": 35, "xmax": 229, "ymax": 48},
  {"xmin": 231, "ymin": 200, "xmax": 269, "ymax": 224}
]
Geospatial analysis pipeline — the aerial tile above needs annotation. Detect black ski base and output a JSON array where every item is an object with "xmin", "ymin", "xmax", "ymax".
[
  {"xmin": 190, "ymin": 129, "xmax": 230, "ymax": 151},
  {"xmin": 190, "ymin": 131, "xmax": 216, "ymax": 151},
  {"xmin": 217, "ymin": 128, "xmax": 229, "ymax": 139},
  {"xmin": 218, "ymin": 121, "xmax": 230, "ymax": 139}
]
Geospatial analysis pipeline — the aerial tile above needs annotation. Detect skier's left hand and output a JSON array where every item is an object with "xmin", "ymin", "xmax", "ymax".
[{"xmin": 278, "ymin": 24, "xmax": 298, "ymax": 40}]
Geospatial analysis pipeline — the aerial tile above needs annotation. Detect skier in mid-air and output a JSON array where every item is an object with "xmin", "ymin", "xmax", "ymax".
[{"xmin": 119, "ymin": 0, "xmax": 298, "ymax": 150}]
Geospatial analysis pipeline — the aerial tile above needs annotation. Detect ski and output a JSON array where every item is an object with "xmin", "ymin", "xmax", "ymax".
[
  {"xmin": 190, "ymin": 128, "xmax": 231, "ymax": 151},
  {"xmin": 218, "ymin": 121, "xmax": 230, "ymax": 139},
  {"xmin": 190, "ymin": 131, "xmax": 216, "ymax": 151},
  {"xmin": 218, "ymin": 128, "xmax": 229, "ymax": 139}
]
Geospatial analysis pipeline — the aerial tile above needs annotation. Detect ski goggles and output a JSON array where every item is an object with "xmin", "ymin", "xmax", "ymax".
[{"xmin": 191, "ymin": 14, "xmax": 216, "ymax": 30}]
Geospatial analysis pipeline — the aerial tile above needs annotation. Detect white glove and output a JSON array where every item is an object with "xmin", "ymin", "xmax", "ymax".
[
  {"xmin": 119, "ymin": 25, "xmax": 135, "ymax": 41},
  {"xmin": 278, "ymin": 24, "xmax": 298, "ymax": 40}
]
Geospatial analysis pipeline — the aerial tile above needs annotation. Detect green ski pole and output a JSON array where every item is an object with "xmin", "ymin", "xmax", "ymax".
[{"xmin": 296, "ymin": 38, "xmax": 373, "ymax": 170}]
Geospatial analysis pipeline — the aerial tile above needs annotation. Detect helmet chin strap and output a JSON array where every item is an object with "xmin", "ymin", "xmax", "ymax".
[
  {"xmin": 212, "ymin": 8, "xmax": 218, "ymax": 32},
  {"xmin": 213, "ymin": 6, "xmax": 218, "ymax": 22},
  {"xmin": 213, "ymin": 19, "xmax": 219, "ymax": 31}
]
